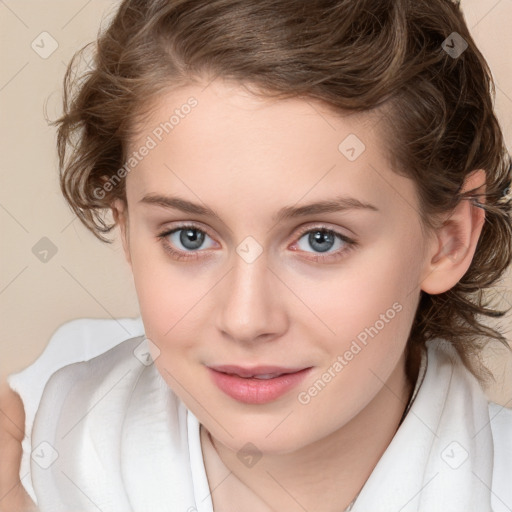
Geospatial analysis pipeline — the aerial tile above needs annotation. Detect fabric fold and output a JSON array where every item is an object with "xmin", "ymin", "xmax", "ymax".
[
  {"xmin": 29, "ymin": 336, "xmax": 504, "ymax": 512},
  {"xmin": 352, "ymin": 339, "xmax": 494, "ymax": 512}
]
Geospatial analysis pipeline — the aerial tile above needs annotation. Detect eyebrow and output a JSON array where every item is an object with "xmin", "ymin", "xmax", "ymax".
[{"xmin": 139, "ymin": 194, "xmax": 379, "ymax": 223}]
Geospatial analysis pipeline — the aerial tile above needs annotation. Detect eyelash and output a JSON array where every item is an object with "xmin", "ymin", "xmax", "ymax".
[{"xmin": 156, "ymin": 223, "xmax": 358, "ymax": 263}]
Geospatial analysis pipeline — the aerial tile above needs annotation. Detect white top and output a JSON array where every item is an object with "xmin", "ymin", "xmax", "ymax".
[{"xmin": 7, "ymin": 318, "xmax": 512, "ymax": 512}]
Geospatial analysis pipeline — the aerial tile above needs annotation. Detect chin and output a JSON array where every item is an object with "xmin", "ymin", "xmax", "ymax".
[{"xmin": 206, "ymin": 412, "xmax": 317, "ymax": 455}]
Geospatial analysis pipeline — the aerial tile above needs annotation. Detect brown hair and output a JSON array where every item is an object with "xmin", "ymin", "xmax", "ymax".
[{"xmin": 51, "ymin": 0, "xmax": 512, "ymax": 387}]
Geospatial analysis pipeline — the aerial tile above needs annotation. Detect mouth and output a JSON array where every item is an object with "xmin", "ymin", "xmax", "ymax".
[
  {"xmin": 207, "ymin": 364, "xmax": 312, "ymax": 404},
  {"xmin": 209, "ymin": 364, "xmax": 308, "ymax": 379}
]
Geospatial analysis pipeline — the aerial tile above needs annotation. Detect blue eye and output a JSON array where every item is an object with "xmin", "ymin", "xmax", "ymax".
[
  {"xmin": 169, "ymin": 226, "xmax": 214, "ymax": 251},
  {"xmin": 290, "ymin": 226, "xmax": 356, "ymax": 263},
  {"xmin": 158, "ymin": 225, "xmax": 216, "ymax": 261},
  {"xmin": 296, "ymin": 229, "xmax": 343, "ymax": 253}
]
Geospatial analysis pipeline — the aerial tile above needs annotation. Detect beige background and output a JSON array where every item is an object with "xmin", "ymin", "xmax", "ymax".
[{"xmin": 1, "ymin": 1, "xmax": 511, "ymax": 406}]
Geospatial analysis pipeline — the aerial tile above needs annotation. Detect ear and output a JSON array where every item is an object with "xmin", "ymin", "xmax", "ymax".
[
  {"xmin": 420, "ymin": 169, "xmax": 486, "ymax": 295},
  {"xmin": 111, "ymin": 198, "xmax": 132, "ymax": 268}
]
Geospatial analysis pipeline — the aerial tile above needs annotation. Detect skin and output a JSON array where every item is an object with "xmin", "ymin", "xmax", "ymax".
[
  {"xmin": 114, "ymin": 79, "xmax": 486, "ymax": 511},
  {"xmin": 0, "ymin": 382, "xmax": 35, "ymax": 512},
  {"xmin": 0, "ymin": 78, "xmax": 486, "ymax": 512}
]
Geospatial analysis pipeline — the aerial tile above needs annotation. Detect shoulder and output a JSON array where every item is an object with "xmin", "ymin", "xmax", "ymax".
[
  {"xmin": 30, "ymin": 336, "xmax": 191, "ymax": 510},
  {"xmin": 7, "ymin": 316, "xmax": 145, "ymax": 430},
  {"xmin": 488, "ymin": 401, "xmax": 512, "ymax": 432},
  {"xmin": 33, "ymin": 334, "xmax": 155, "ymax": 427},
  {"xmin": 488, "ymin": 401, "xmax": 512, "ymax": 512},
  {"xmin": 488, "ymin": 401, "xmax": 512, "ymax": 462},
  {"xmin": 425, "ymin": 340, "xmax": 512, "ymax": 510},
  {"xmin": 7, "ymin": 317, "xmax": 145, "ymax": 504}
]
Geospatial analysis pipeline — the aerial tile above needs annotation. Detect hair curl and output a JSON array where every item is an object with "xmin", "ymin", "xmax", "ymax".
[{"xmin": 50, "ymin": 0, "xmax": 512, "ymax": 388}]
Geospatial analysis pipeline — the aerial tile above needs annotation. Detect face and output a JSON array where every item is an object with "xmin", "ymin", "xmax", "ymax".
[{"xmin": 115, "ymin": 79, "xmax": 435, "ymax": 455}]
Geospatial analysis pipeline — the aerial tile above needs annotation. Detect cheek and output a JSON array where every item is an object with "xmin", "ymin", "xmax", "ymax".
[
  {"xmin": 134, "ymin": 270, "xmax": 203, "ymax": 352},
  {"xmin": 128, "ymin": 232, "xmax": 190, "ymax": 343},
  {"xmin": 306, "ymin": 237, "xmax": 423, "ymax": 344},
  {"xmin": 294, "ymin": 260, "xmax": 420, "ymax": 436}
]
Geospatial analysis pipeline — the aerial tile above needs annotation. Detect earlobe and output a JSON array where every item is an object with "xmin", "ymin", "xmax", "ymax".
[
  {"xmin": 420, "ymin": 169, "xmax": 486, "ymax": 295},
  {"xmin": 111, "ymin": 199, "xmax": 132, "ymax": 267}
]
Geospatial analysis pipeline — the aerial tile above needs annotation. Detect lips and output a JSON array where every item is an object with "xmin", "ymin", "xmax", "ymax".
[
  {"xmin": 207, "ymin": 364, "xmax": 312, "ymax": 404},
  {"xmin": 208, "ymin": 364, "xmax": 307, "ymax": 379}
]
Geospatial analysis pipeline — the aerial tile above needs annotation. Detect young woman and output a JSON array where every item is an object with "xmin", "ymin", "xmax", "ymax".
[{"xmin": 2, "ymin": 1, "xmax": 512, "ymax": 511}]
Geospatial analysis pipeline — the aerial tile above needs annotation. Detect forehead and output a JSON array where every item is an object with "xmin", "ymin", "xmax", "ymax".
[{"xmin": 126, "ymin": 79, "xmax": 419, "ymax": 226}]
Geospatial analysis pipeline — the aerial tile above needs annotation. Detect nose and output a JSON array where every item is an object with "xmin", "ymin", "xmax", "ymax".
[{"xmin": 215, "ymin": 251, "xmax": 288, "ymax": 345}]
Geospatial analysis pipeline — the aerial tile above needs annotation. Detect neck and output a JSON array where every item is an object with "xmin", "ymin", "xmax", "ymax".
[{"xmin": 200, "ymin": 351, "xmax": 417, "ymax": 512}]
